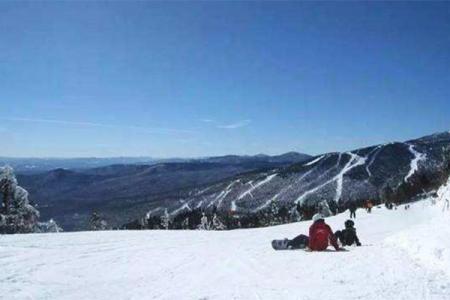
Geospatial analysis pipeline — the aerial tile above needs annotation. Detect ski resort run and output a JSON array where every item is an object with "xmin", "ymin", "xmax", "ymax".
[{"xmin": 1, "ymin": 181, "xmax": 450, "ymax": 300}]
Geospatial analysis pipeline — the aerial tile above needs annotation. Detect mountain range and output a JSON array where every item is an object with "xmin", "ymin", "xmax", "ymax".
[
  {"xmin": 15, "ymin": 152, "xmax": 310, "ymax": 230},
  {"xmin": 11, "ymin": 132, "xmax": 450, "ymax": 231},
  {"xmin": 142, "ymin": 132, "xmax": 450, "ymax": 221}
]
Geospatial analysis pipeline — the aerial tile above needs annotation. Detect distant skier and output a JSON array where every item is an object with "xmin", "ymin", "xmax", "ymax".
[
  {"xmin": 349, "ymin": 202, "xmax": 357, "ymax": 219},
  {"xmin": 308, "ymin": 213, "xmax": 341, "ymax": 251},
  {"xmin": 366, "ymin": 200, "xmax": 374, "ymax": 213},
  {"xmin": 334, "ymin": 220, "xmax": 361, "ymax": 247}
]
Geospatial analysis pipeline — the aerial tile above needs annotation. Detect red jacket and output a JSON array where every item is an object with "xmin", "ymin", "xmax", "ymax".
[{"xmin": 308, "ymin": 220, "xmax": 339, "ymax": 251}]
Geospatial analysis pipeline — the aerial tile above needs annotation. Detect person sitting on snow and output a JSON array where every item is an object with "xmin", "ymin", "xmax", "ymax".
[
  {"xmin": 334, "ymin": 219, "xmax": 361, "ymax": 247},
  {"xmin": 308, "ymin": 213, "xmax": 342, "ymax": 251}
]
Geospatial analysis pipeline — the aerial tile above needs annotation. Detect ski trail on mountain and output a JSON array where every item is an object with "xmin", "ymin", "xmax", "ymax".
[
  {"xmin": 296, "ymin": 152, "xmax": 366, "ymax": 204},
  {"xmin": 238, "ymin": 174, "xmax": 277, "ymax": 200},
  {"xmin": 231, "ymin": 175, "xmax": 277, "ymax": 212},
  {"xmin": 365, "ymin": 145, "xmax": 383, "ymax": 177},
  {"xmin": 255, "ymin": 156, "xmax": 330, "ymax": 212},
  {"xmin": 304, "ymin": 155, "xmax": 325, "ymax": 166},
  {"xmin": 215, "ymin": 180, "xmax": 240, "ymax": 208},
  {"xmin": 334, "ymin": 153, "xmax": 366, "ymax": 203},
  {"xmin": 146, "ymin": 207, "xmax": 162, "ymax": 218},
  {"xmin": 404, "ymin": 144, "xmax": 427, "ymax": 182},
  {"xmin": 170, "ymin": 202, "xmax": 191, "ymax": 216}
]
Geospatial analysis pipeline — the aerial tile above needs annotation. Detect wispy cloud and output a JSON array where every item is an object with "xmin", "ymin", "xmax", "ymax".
[
  {"xmin": 0, "ymin": 117, "xmax": 196, "ymax": 135},
  {"xmin": 217, "ymin": 119, "xmax": 251, "ymax": 129},
  {"xmin": 200, "ymin": 119, "xmax": 215, "ymax": 123}
]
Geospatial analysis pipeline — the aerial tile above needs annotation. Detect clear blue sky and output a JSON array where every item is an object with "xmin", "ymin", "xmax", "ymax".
[{"xmin": 0, "ymin": 1, "xmax": 449, "ymax": 158}]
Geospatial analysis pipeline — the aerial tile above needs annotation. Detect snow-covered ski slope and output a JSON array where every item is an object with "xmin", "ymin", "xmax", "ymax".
[{"xmin": 2, "ymin": 192, "xmax": 450, "ymax": 299}]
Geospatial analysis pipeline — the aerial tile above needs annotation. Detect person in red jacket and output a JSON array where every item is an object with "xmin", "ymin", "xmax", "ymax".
[{"xmin": 308, "ymin": 213, "xmax": 341, "ymax": 251}]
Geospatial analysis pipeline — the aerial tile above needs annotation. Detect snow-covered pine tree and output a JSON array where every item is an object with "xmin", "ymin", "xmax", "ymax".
[
  {"xmin": 198, "ymin": 212, "xmax": 210, "ymax": 230},
  {"xmin": 317, "ymin": 200, "xmax": 332, "ymax": 217},
  {"xmin": 160, "ymin": 208, "xmax": 170, "ymax": 230},
  {"xmin": 0, "ymin": 166, "xmax": 40, "ymax": 234},
  {"xmin": 212, "ymin": 213, "xmax": 226, "ymax": 230},
  {"xmin": 181, "ymin": 217, "xmax": 189, "ymax": 229},
  {"xmin": 89, "ymin": 212, "xmax": 108, "ymax": 231},
  {"xmin": 37, "ymin": 218, "xmax": 63, "ymax": 233},
  {"xmin": 289, "ymin": 205, "xmax": 301, "ymax": 223},
  {"xmin": 269, "ymin": 199, "xmax": 280, "ymax": 226}
]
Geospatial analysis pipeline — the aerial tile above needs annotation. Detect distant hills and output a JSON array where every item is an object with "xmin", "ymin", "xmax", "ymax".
[
  {"xmin": 1, "ymin": 152, "xmax": 310, "ymax": 174},
  {"xmin": 163, "ymin": 132, "xmax": 450, "ymax": 219},
  {"xmin": 10, "ymin": 132, "xmax": 450, "ymax": 232},
  {"xmin": 14, "ymin": 152, "xmax": 311, "ymax": 230}
]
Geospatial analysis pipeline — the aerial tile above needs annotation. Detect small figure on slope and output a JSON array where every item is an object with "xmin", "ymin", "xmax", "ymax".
[
  {"xmin": 349, "ymin": 202, "xmax": 357, "ymax": 219},
  {"xmin": 334, "ymin": 219, "xmax": 361, "ymax": 247},
  {"xmin": 365, "ymin": 199, "xmax": 374, "ymax": 213}
]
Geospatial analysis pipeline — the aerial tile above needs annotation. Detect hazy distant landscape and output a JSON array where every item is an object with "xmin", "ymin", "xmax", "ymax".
[{"xmin": 11, "ymin": 152, "xmax": 310, "ymax": 230}]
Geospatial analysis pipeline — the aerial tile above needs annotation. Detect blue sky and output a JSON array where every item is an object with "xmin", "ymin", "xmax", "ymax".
[{"xmin": 0, "ymin": 1, "xmax": 449, "ymax": 158}]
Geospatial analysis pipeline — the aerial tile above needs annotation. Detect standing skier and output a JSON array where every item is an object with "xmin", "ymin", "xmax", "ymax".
[
  {"xmin": 308, "ymin": 213, "xmax": 341, "ymax": 251},
  {"xmin": 366, "ymin": 200, "xmax": 374, "ymax": 213},
  {"xmin": 349, "ymin": 202, "xmax": 357, "ymax": 219}
]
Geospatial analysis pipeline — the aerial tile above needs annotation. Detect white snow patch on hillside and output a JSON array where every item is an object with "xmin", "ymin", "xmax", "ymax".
[
  {"xmin": 170, "ymin": 202, "xmax": 191, "ymax": 216},
  {"xmin": 404, "ymin": 144, "xmax": 427, "ymax": 182},
  {"xmin": 214, "ymin": 179, "xmax": 240, "ymax": 208},
  {"xmin": 237, "ymin": 174, "xmax": 277, "ymax": 200},
  {"xmin": 334, "ymin": 152, "xmax": 366, "ymax": 202},
  {"xmin": 365, "ymin": 145, "xmax": 382, "ymax": 177},
  {"xmin": 1, "ymin": 183, "xmax": 450, "ymax": 300},
  {"xmin": 303, "ymin": 155, "xmax": 324, "ymax": 166}
]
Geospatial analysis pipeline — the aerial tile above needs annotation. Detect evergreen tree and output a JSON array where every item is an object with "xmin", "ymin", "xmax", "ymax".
[
  {"xmin": 160, "ymin": 209, "xmax": 171, "ymax": 230},
  {"xmin": 289, "ymin": 205, "xmax": 301, "ymax": 222},
  {"xmin": 198, "ymin": 212, "xmax": 210, "ymax": 230},
  {"xmin": 89, "ymin": 212, "xmax": 108, "ymax": 231},
  {"xmin": 269, "ymin": 199, "xmax": 280, "ymax": 226},
  {"xmin": 211, "ymin": 213, "xmax": 226, "ymax": 230},
  {"xmin": 0, "ymin": 166, "xmax": 40, "ymax": 234},
  {"xmin": 181, "ymin": 217, "xmax": 189, "ymax": 229},
  {"xmin": 317, "ymin": 199, "xmax": 332, "ymax": 217},
  {"xmin": 37, "ymin": 218, "xmax": 63, "ymax": 233}
]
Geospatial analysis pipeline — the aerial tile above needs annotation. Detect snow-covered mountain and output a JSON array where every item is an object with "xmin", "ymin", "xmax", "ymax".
[
  {"xmin": 1, "ymin": 181, "xmax": 449, "ymax": 299},
  {"xmin": 16, "ymin": 153, "xmax": 310, "ymax": 230},
  {"xmin": 158, "ymin": 132, "xmax": 450, "ymax": 217}
]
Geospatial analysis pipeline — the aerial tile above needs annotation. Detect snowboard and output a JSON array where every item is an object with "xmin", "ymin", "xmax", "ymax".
[
  {"xmin": 271, "ymin": 239, "xmax": 290, "ymax": 250},
  {"xmin": 271, "ymin": 239, "xmax": 308, "ymax": 250}
]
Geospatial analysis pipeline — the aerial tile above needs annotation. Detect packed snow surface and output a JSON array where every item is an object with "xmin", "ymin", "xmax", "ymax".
[{"xmin": 2, "ymin": 196, "xmax": 450, "ymax": 299}]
